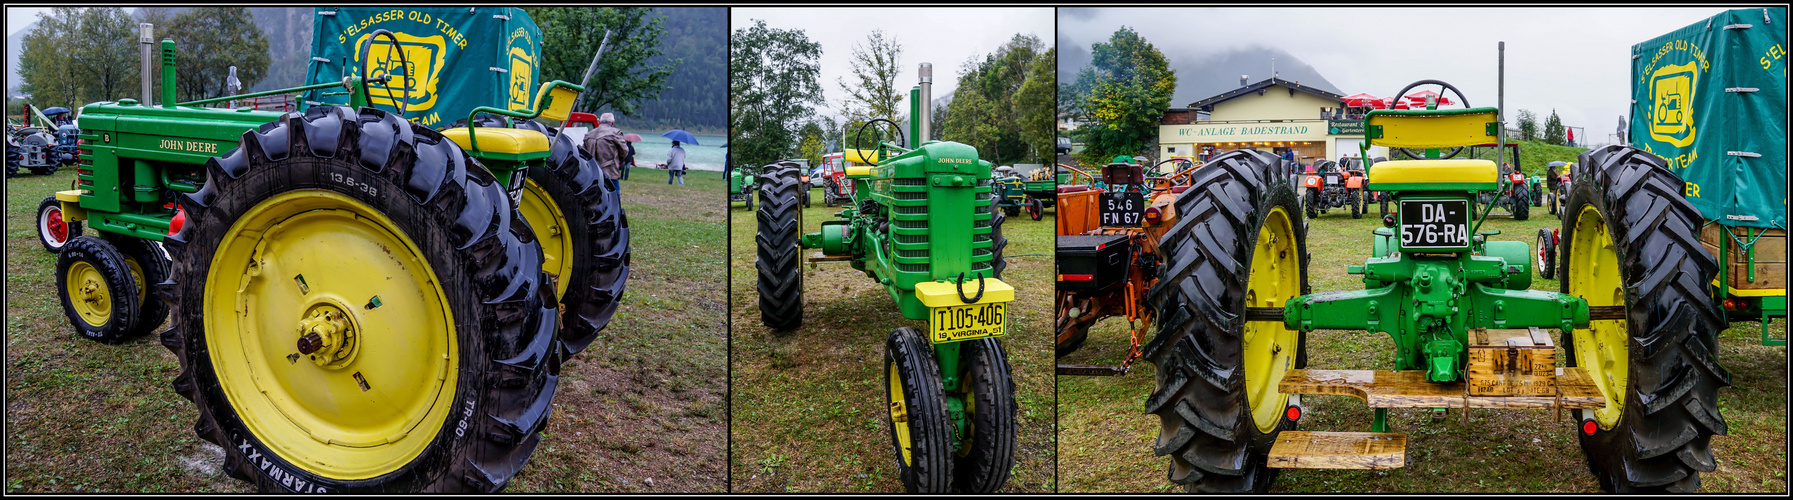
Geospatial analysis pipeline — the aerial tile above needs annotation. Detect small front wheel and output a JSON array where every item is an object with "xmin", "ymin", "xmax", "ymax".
[
  {"xmin": 885, "ymin": 327, "xmax": 954, "ymax": 493},
  {"xmin": 56, "ymin": 235, "xmax": 142, "ymax": 343},
  {"xmin": 1535, "ymin": 228, "xmax": 1556, "ymax": 280},
  {"xmin": 37, "ymin": 196, "xmax": 82, "ymax": 253},
  {"xmin": 951, "ymin": 337, "xmax": 1018, "ymax": 492}
]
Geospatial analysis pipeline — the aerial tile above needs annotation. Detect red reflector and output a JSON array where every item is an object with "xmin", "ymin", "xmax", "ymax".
[
  {"xmin": 1096, "ymin": 243, "xmax": 1105, "ymax": 250},
  {"xmin": 1581, "ymin": 420, "xmax": 1597, "ymax": 435},
  {"xmin": 1286, "ymin": 405, "xmax": 1301, "ymax": 421},
  {"xmin": 168, "ymin": 207, "xmax": 186, "ymax": 236},
  {"xmin": 1060, "ymin": 274, "xmax": 1095, "ymax": 281}
]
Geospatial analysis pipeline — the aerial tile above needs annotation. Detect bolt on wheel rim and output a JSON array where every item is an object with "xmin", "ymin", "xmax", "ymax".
[
  {"xmin": 517, "ymin": 178, "xmax": 573, "ymax": 299},
  {"xmin": 204, "ymin": 190, "xmax": 457, "ymax": 479},
  {"xmin": 1568, "ymin": 205, "xmax": 1626, "ymax": 429},
  {"xmin": 888, "ymin": 362, "xmax": 914, "ymax": 466},
  {"xmin": 66, "ymin": 261, "xmax": 111, "ymax": 326},
  {"xmin": 1244, "ymin": 206, "xmax": 1301, "ymax": 434}
]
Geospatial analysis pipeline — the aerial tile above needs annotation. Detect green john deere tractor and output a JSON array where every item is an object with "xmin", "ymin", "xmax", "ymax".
[
  {"xmin": 1144, "ymin": 48, "xmax": 1725, "ymax": 493},
  {"xmin": 48, "ymin": 8, "xmax": 629, "ymax": 492},
  {"xmin": 754, "ymin": 63, "xmax": 1018, "ymax": 493}
]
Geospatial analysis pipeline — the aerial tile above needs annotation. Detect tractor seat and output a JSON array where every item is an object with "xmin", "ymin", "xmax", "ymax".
[
  {"xmin": 441, "ymin": 127, "xmax": 550, "ymax": 158},
  {"xmin": 1365, "ymin": 159, "xmax": 1498, "ymax": 191},
  {"xmin": 1170, "ymin": 185, "xmax": 1190, "ymax": 194},
  {"xmin": 1058, "ymin": 185, "xmax": 1092, "ymax": 194}
]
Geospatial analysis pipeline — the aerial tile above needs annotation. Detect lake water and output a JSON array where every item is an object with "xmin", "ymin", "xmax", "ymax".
[{"xmin": 623, "ymin": 132, "xmax": 727, "ymax": 172}]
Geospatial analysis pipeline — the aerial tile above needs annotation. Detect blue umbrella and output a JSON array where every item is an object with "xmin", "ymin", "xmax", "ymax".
[
  {"xmin": 41, "ymin": 107, "xmax": 70, "ymax": 116},
  {"xmin": 662, "ymin": 129, "xmax": 699, "ymax": 146}
]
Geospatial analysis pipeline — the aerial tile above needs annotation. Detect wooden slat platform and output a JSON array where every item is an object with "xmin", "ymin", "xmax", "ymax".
[
  {"xmin": 808, "ymin": 251, "xmax": 853, "ymax": 262},
  {"xmin": 1278, "ymin": 368, "xmax": 1605, "ymax": 409},
  {"xmin": 1267, "ymin": 431, "xmax": 1407, "ymax": 469}
]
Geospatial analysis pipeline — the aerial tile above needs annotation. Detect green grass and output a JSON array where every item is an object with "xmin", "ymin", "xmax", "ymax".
[
  {"xmin": 728, "ymin": 186, "xmax": 1056, "ymax": 493},
  {"xmin": 1057, "ymin": 200, "xmax": 1788, "ymax": 493},
  {"xmin": 4, "ymin": 169, "xmax": 728, "ymax": 493}
]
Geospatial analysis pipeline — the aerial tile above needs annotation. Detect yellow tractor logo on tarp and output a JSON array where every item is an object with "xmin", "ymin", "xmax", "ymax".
[
  {"xmin": 354, "ymin": 32, "xmax": 448, "ymax": 113},
  {"xmin": 508, "ymin": 47, "xmax": 535, "ymax": 111},
  {"xmin": 1648, "ymin": 61, "xmax": 1698, "ymax": 147}
]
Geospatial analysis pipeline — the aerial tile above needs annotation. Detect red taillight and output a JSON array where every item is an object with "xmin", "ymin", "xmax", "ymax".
[
  {"xmin": 1144, "ymin": 206, "xmax": 1162, "ymax": 225},
  {"xmin": 1581, "ymin": 419, "xmax": 1598, "ymax": 435},
  {"xmin": 168, "ymin": 206, "xmax": 185, "ymax": 236},
  {"xmin": 1285, "ymin": 405, "xmax": 1302, "ymax": 422},
  {"xmin": 1060, "ymin": 274, "xmax": 1094, "ymax": 282}
]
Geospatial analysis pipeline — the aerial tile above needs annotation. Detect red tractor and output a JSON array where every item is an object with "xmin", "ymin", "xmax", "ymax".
[
  {"xmin": 819, "ymin": 149, "xmax": 875, "ymax": 207},
  {"xmin": 1300, "ymin": 158, "xmax": 1366, "ymax": 218}
]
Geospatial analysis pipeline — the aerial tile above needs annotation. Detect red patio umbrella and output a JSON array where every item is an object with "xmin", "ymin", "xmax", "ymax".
[{"xmin": 1341, "ymin": 93, "xmax": 1382, "ymax": 108}]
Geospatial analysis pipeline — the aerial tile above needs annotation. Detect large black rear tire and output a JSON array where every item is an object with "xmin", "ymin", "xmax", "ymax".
[
  {"xmin": 1143, "ymin": 149, "xmax": 1308, "ymax": 493},
  {"xmin": 1561, "ymin": 146, "xmax": 1728, "ymax": 493},
  {"xmin": 950, "ymin": 337, "xmax": 1018, "ymax": 492},
  {"xmin": 986, "ymin": 193, "xmax": 1008, "ymax": 279},
  {"xmin": 1303, "ymin": 187, "xmax": 1318, "ymax": 220},
  {"xmin": 162, "ymin": 106, "xmax": 563, "ymax": 492},
  {"xmin": 1512, "ymin": 187, "xmax": 1531, "ymax": 221},
  {"xmin": 532, "ymin": 130, "xmax": 632, "ymax": 358},
  {"xmin": 885, "ymin": 327, "xmax": 954, "ymax": 493},
  {"xmin": 756, "ymin": 161, "xmax": 804, "ymax": 331}
]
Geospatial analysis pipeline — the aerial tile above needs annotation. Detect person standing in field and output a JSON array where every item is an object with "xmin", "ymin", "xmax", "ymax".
[
  {"xmin": 664, "ymin": 140, "xmax": 687, "ymax": 186},
  {"xmin": 582, "ymin": 112, "xmax": 628, "ymax": 191}
]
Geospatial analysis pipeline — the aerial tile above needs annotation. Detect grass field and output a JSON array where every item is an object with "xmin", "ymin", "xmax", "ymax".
[
  {"xmin": 3, "ymin": 168, "xmax": 728, "ymax": 493},
  {"xmin": 1058, "ymin": 197, "xmax": 1788, "ymax": 493},
  {"xmin": 728, "ymin": 186, "xmax": 1056, "ymax": 493}
]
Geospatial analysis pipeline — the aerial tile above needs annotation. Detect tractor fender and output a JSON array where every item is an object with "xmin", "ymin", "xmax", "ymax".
[
  {"xmin": 1302, "ymin": 175, "xmax": 1322, "ymax": 189},
  {"xmin": 1345, "ymin": 176, "xmax": 1364, "ymax": 189}
]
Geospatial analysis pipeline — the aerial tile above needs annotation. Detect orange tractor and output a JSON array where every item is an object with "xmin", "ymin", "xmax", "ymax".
[{"xmin": 1054, "ymin": 157, "xmax": 1201, "ymax": 373}]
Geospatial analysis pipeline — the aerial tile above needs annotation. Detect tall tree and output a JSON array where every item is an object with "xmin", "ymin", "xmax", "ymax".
[
  {"xmin": 18, "ymin": 9, "xmax": 80, "ymax": 108},
  {"xmin": 1517, "ymin": 109, "xmax": 1539, "ymax": 142},
  {"xmin": 837, "ymin": 30, "xmax": 905, "ymax": 125},
  {"xmin": 1543, "ymin": 109, "xmax": 1566, "ymax": 145},
  {"xmin": 1073, "ymin": 27, "xmax": 1176, "ymax": 164},
  {"xmin": 1013, "ymin": 47, "xmax": 1056, "ymax": 164},
  {"xmin": 163, "ymin": 8, "xmax": 269, "ymax": 102},
  {"xmin": 528, "ymin": 7, "xmax": 677, "ymax": 118},
  {"xmin": 942, "ymin": 56, "xmax": 999, "ymax": 161},
  {"xmin": 795, "ymin": 120, "xmax": 826, "ymax": 169},
  {"xmin": 730, "ymin": 19, "xmax": 823, "ymax": 168},
  {"xmin": 71, "ymin": 8, "xmax": 139, "ymax": 104}
]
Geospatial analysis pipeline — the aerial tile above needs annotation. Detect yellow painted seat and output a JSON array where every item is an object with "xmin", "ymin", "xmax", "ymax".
[
  {"xmin": 1366, "ymin": 159, "xmax": 1497, "ymax": 189},
  {"xmin": 1365, "ymin": 108, "xmax": 1499, "ymax": 149},
  {"xmin": 843, "ymin": 148, "xmax": 880, "ymax": 164},
  {"xmin": 440, "ymin": 127, "xmax": 550, "ymax": 156}
]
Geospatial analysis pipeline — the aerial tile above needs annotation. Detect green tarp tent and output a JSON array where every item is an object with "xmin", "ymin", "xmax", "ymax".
[
  {"xmin": 303, "ymin": 7, "xmax": 541, "ymax": 130},
  {"xmin": 1630, "ymin": 7, "xmax": 1787, "ymax": 229}
]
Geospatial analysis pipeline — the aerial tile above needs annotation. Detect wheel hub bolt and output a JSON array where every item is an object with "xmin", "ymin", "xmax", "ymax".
[{"xmin": 294, "ymin": 306, "xmax": 354, "ymax": 367}]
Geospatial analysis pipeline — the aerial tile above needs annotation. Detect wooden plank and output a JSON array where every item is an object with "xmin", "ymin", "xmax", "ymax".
[
  {"xmin": 1556, "ymin": 367, "xmax": 1607, "ymax": 409},
  {"xmin": 1267, "ymin": 431, "xmax": 1406, "ymax": 469},
  {"xmin": 807, "ymin": 251, "xmax": 853, "ymax": 262},
  {"xmin": 1528, "ymin": 326, "xmax": 1553, "ymax": 347},
  {"xmin": 1279, "ymin": 369, "xmax": 1605, "ymax": 409}
]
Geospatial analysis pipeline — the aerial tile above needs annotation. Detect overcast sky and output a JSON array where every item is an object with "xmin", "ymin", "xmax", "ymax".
[
  {"xmin": 9, "ymin": 7, "xmax": 53, "ymax": 36},
  {"xmin": 732, "ymin": 7, "xmax": 1053, "ymax": 122},
  {"xmin": 1060, "ymin": 7, "xmax": 1748, "ymax": 146}
]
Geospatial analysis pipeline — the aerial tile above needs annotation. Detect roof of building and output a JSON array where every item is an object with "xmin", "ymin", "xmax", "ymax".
[{"xmin": 1186, "ymin": 77, "xmax": 1344, "ymax": 110}]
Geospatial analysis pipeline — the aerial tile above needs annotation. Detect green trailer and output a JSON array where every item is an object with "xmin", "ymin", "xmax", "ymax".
[
  {"xmin": 1627, "ymin": 7, "xmax": 1787, "ymax": 342},
  {"xmin": 753, "ymin": 63, "xmax": 1018, "ymax": 493},
  {"xmin": 43, "ymin": 8, "xmax": 630, "ymax": 492}
]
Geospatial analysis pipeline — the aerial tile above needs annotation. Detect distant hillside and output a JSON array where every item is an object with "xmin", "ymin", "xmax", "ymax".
[{"xmin": 1058, "ymin": 39, "xmax": 1341, "ymax": 108}]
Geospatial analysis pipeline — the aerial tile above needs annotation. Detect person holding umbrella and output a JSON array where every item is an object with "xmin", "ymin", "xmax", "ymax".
[{"xmin": 659, "ymin": 129, "xmax": 699, "ymax": 186}]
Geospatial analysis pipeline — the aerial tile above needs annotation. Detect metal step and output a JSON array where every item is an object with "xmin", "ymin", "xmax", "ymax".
[
  {"xmin": 1277, "ymin": 367, "xmax": 1606, "ymax": 409},
  {"xmin": 1267, "ymin": 431, "xmax": 1407, "ymax": 469}
]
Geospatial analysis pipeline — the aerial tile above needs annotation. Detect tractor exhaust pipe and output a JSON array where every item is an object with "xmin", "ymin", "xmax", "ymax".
[
  {"xmin": 918, "ymin": 63, "xmax": 932, "ymax": 144},
  {"xmin": 1497, "ymin": 41, "xmax": 1505, "ymax": 171},
  {"xmin": 140, "ymin": 23, "xmax": 154, "ymax": 105}
]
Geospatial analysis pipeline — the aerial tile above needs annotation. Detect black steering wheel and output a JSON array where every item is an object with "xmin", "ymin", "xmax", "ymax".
[
  {"xmin": 356, "ymin": 29, "xmax": 411, "ymax": 118},
  {"xmin": 852, "ymin": 118, "xmax": 905, "ymax": 166},
  {"xmin": 1390, "ymin": 79, "xmax": 1472, "ymax": 160}
]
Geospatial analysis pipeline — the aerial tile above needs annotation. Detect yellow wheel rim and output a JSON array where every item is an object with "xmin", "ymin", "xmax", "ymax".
[
  {"xmin": 517, "ymin": 178, "xmax": 573, "ymax": 299},
  {"xmin": 888, "ymin": 363, "xmax": 914, "ymax": 466},
  {"xmin": 1244, "ymin": 207, "xmax": 1301, "ymax": 434},
  {"xmin": 204, "ymin": 190, "xmax": 457, "ymax": 480},
  {"xmin": 124, "ymin": 255, "xmax": 147, "ymax": 305},
  {"xmin": 66, "ymin": 261, "xmax": 112, "ymax": 327},
  {"xmin": 1567, "ymin": 205, "xmax": 1627, "ymax": 429}
]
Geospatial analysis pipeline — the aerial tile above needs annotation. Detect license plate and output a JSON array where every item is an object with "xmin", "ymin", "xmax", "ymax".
[
  {"xmin": 1326, "ymin": 174, "xmax": 1340, "ymax": 184},
  {"xmin": 1399, "ymin": 199, "xmax": 1469, "ymax": 249},
  {"xmin": 1100, "ymin": 191, "xmax": 1145, "ymax": 226},
  {"xmin": 930, "ymin": 302, "xmax": 1006, "ymax": 343}
]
